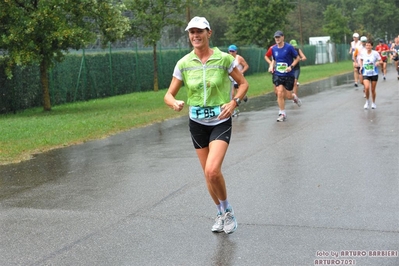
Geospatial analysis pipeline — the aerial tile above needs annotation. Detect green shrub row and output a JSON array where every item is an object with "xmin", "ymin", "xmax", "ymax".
[{"xmin": 0, "ymin": 44, "xmax": 349, "ymax": 114}]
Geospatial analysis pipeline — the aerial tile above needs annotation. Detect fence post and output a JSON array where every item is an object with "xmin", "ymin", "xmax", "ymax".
[
  {"xmin": 49, "ymin": 68, "xmax": 54, "ymax": 105},
  {"xmin": 108, "ymin": 42, "xmax": 114, "ymax": 95},
  {"xmin": 158, "ymin": 41, "xmax": 163, "ymax": 89},
  {"xmin": 74, "ymin": 49, "xmax": 86, "ymax": 102},
  {"xmin": 134, "ymin": 42, "xmax": 140, "ymax": 91},
  {"xmin": 257, "ymin": 49, "xmax": 263, "ymax": 73}
]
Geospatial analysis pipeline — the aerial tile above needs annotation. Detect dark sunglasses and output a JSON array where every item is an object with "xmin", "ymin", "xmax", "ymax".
[{"xmin": 229, "ymin": 50, "xmax": 236, "ymax": 53}]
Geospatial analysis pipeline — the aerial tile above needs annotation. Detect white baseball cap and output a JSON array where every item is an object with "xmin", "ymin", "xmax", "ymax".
[
  {"xmin": 353, "ymin": 33, "xmax": 359, "ymax": 38},
  {"xmin": 185, "ymin": 16, "xmax": 211, "ymax": 31},
  {"xmin": 360, "ymin": 36, "xmax": 367, "ymax": 42}
]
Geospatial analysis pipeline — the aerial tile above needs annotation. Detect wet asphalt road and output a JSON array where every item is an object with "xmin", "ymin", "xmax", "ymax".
[{"xmin": 0, "ymin": 69, "xmax": 398, "ymax": 266}]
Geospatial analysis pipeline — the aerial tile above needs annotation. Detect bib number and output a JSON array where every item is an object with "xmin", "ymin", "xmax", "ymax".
[
  {"xmin": 364, "ymin": 63, "xmax": 374, "ymax": 75},
  {"xmin": 276, "ymin": 62, "xmax": 288, "ymax": 73},
  {"xmin": 190, "ymin": 106, "xmax": 221, "ymax": 120}
]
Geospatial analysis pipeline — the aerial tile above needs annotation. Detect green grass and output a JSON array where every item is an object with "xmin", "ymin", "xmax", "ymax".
[{"xmin": 0, "ymin": 61, "xmax": 352, "ymax": 165}]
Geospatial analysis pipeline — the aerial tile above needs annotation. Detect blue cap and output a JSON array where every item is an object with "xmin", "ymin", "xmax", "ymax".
[
  {"xmin": 274, "ymin": 30, "xmax": 284, "ymax": 37},
  {"xmin": 228, "ymin": 45, "xmax": 237, "ymax": 51}
]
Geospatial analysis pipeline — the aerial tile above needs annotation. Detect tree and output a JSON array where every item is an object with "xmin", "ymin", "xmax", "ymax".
[
  {"xmin": 125, "ymin": 0, "xmax": 186, "ymax": 92},
  {"xmin": 226, "ymin": 0, "xmax": 295, "ymax": 48},
  {"xmin": 287, "ymin": 0, "xmax": 325, "ymax": 45},
  {"xmin": 323, "ymin": 5, "xmax": 351, "ymax": 44},
  {"xmin": 190, "ymin": 0, "xmax": 234, "ymax": 46},
  {"xmin": 0, "ymin": 0, "xmax": 130, "ymax": 111},
  {"xmin": 352, "ymin": 0, "xmax": 399, "ymax": 41}
]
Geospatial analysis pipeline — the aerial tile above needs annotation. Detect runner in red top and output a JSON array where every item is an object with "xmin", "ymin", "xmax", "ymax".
[
  {"xmin": 375, "ymin": 39, "xmax": 390, "ymax": 80},
  {"xmin": 264, "ymin": 44, "xmax": 277, "ymax": 94},
  {"xmin": 265, "ymin": 44, "xmax": 275, "ymax": 59}
]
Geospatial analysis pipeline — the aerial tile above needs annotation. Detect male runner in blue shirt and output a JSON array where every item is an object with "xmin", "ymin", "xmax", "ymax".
[{"xmin": 268, "ymin": 30, "xmax": 301, "ymax": 122}]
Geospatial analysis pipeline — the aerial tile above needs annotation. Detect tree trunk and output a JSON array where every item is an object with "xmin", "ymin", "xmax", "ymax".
[
  {"xmin": 40, "ymin": 60, "xmax": 51, "ymax": 111},
  {"xmin": 153, "ymin": 43, "xmax": 159, "ymax": 92},
  {"xmin": 186, "ymin": 5, "xmax": 192, "ymax": 48}
]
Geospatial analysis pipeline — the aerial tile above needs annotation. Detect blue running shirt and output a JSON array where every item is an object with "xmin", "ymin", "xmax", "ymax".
[{"xmin": 272, "ymin": 43, "xmax": 298, "ymax": 77}]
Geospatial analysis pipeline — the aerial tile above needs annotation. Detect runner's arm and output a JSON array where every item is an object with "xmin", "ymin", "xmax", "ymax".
[
  {"xmin": 353, "ymin": 49, "xmax": 359, "ymax": 65},
  {"xmin": 237, "ymin": 55, "xmax": 249, "ymax": 74},
  {"xmin": 218, "ymin": 67, "xmax": 249, "ymax": 119},
  {"xmin": 164, "ymin": 77, "xmax": 184, "ymax": 111},
  {"xmin": 268, "ymin": 58, "xmax": 275, "ymax": 73},
  {"xmin": 229, "ymin": 67, "xmax": 249, "ymax": 101},
  {"xmin": 298, "ymin": 49, "xmax": 307, "ymax": 61},
  {"xmin": 290, "ymin": 55, "xmax": 300, "ymax": 69}
]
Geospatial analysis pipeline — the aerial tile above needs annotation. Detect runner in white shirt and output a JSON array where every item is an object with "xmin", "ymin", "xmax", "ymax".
[
  {"xmin": 391, "ymin": 37, "xmax": 399, "ymax": 80},
  {"xmin": 349, "ymin": 33, "xmax": 363, "ymax": 87},
  {"xmin": 353, "ymin": 36, "xmax": 368, "ymax": 97},
  {"xmin": 359, "ymin": 40, "xmax": 382, "ymax": 109}
]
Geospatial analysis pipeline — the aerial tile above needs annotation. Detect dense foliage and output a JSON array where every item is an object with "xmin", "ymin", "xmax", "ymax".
[
  {"xmin": 0, "ymin": 0, "xmax": 129, "ymax": 110},
  {"xmin": 125, "ymin": 0, "xmax": 186, "ymax": 91},
  {"xmin": 191, "ymin": 0, "xmax": 399, "ymax": 47},
  {"xmin": 1, "ymin": 0, "xmax": 398, "ymax": 111}
]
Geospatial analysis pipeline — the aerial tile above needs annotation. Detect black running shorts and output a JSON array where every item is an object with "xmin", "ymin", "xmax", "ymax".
[
  {"xmin": 292, "ymin": 68, "xmax": 300, "ymax": 80},
  {"xmin": 189, "ymin": 118, "xmax": 232, "ymax": 149},
  {"xmin": 363, "ymin": 75, "xmax": 378, "ymax": 82},
  {"xmin": 273, "ymin": 75, "xmax": 295, "ymax": 91}
]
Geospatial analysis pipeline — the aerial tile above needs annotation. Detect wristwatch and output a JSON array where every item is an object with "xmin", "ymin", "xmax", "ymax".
[{"xmin": 234, "ymin": 98, "xmax": 241, "ymax": 106}]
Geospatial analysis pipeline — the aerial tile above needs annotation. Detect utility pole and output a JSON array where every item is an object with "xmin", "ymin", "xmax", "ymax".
[
  {"xmin": 298, "ymin": 0, "xmax": 303, "ymax": 46},
  {"xmin": 290, "ymin": 0, "xmax": 304, "ymax": 46},
  {"xmin": 186, "ymin": 3, "xmax": 192, "ymax": 48}
]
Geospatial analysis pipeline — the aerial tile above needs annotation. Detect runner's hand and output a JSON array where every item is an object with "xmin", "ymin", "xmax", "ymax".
[
  {"xmin": 173, "ymin": 100, "xmax": 185, "ymax": 111},
  {"xmin": 268, "ymin": 66, "xmax": 274, "ymax": 73},
  {"xmin": 219, "ymin": 101, "xmax": 236, "ymax": 119}
]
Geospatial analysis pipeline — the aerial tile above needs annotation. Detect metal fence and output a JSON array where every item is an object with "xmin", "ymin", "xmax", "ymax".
[{"xmin": 0, "ymin": 43, "xmax": 349, "ymax": 114}]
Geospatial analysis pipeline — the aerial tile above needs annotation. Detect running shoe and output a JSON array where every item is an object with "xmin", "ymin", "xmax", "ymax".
[
  {"xmin": 211, "ymin": 212, "xmax": 224, "ymax": 233},
  {"xmin": 354, "ymin": 83, "xmax": 358, "ymax": 87},
  {"xmin": 383, "ymin": 76, "xmax": 386, "ymax": 80},
  {"xmin": 277, "ymin": 113, "xmax": 286, "ymax": 122},
  {"xmin": 364, "ymin": 101, "xmax": 369, "ymax": 109},
  {"xmin": 223, "ymin": 207, "xmax": 237, "ymax": 234},
  {"xmin": 371, "ymin": 103, "xmax": 376, "ymax": 109},
  {"xmin": 293, "ymin": 94, "xmax": 302, "ymax": 107},
  {"xmin": 243, "ymin": 95, "xmax": 248, "ymax": 102}
]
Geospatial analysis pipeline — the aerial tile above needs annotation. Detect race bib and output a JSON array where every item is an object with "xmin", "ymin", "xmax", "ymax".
[
  {"xmin": 189, "ymin": 106, "xmax": 221, "ymax": 120},
  {"xmin": 276, "ymin": 62, "xmax": 288, "ymax": 73},
  {"xmin": 364, "ymin": 62, "xmax": 374, "ymax": 75}
]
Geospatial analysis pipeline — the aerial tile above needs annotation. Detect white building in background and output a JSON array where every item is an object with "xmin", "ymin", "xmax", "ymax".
[{"xmin": 309, "ymin": 36, "xmax": 335, "ymax": 64}]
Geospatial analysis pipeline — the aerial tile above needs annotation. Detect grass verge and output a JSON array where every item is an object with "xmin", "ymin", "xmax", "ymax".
[{"xmin": 0, "ymin": 61, "xmax": 353, "ymax": 165}]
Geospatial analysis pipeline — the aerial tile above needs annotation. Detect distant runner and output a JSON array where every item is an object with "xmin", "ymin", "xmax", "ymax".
[{"xmin": 360, "ymin": 40, "xmax": 382, "ymax": 109}]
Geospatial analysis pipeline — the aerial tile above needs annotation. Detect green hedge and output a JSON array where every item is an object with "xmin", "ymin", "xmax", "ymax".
[{"xmin": 0, "ymin": 44, "xmax": 349, "ymax": 114}]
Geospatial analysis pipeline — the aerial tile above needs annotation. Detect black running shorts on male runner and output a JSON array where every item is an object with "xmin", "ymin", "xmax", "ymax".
[{"xmin": 273, "ymin": 75, "xmax": 295, "ymax": 91}]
